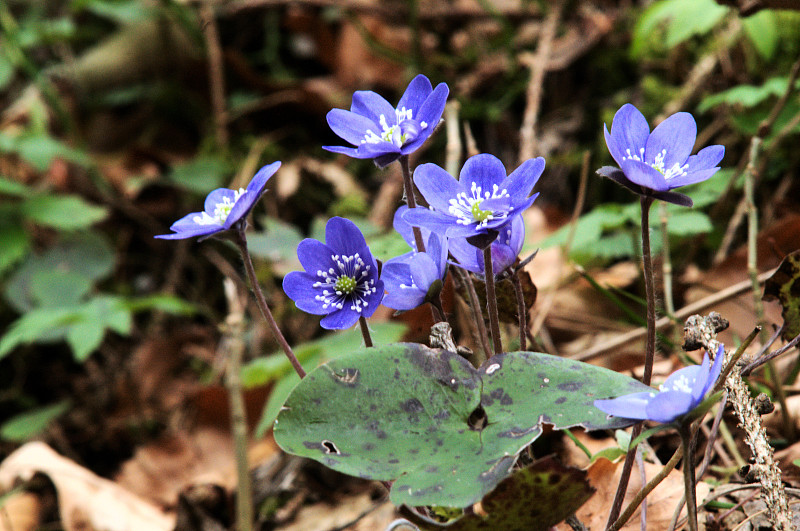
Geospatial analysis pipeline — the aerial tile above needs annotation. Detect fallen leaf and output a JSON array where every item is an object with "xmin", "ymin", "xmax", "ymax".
[
  {"xmin": 0, "ymin": 491, "xmax": 41, "ymax": 531},
  {"xmin": 557, "ymin": 456, "xmax": 711, "ymax": 530},
  {"xmin": 0, "ymin": 442, "xmax": 174, "ymax": 531}
]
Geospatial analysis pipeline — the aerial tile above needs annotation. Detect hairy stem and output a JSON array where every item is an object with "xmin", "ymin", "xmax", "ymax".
[
  {"xmin": 641, "ymin": 196, "xmax": 657, "ymax": 385},
  {"xmin": 235, "ymin": 229, "xmax": 306, "ymax": 379},
  {"xmin": 483, "ymin": 246, "xmax": 503, "ymax": 355}
]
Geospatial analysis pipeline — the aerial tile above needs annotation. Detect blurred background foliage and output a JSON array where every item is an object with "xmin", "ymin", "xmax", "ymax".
[{"xmin": 1, "ymin": 0, "xmax": 800, "ymax": 479}]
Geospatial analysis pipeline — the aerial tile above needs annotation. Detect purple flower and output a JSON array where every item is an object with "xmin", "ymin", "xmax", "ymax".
[
  {"xmin": 155, "ymin": 162, "xmax": 280, "ymax": 240},
  {"xmin": 323, "ymin": 75, "xmax": 449, "ymax": 168},
  {"xmin": 283, "ymin": 217, "xmax": 384, "ymax": 330},
  {"xmin": 599, "ymin": 104, "xmax": 724, "ymax": 206},
  {"xmin": 594, "ymin": 345, "xmax": 724, "ymax": 424},
  {"xmin": 403, "ymin": 154, "xmax": 544, "ymax": 239},
  {"xmin": 449, "ymin": 215, "xmax": 525, "ymax": 276},
  {"xmin": 381, "ymin": 232, "xmax": 448, "ymax": 311}
]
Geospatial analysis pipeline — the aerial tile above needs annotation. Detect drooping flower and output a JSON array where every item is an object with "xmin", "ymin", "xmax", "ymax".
[
  {"xmin": 594, "ymin": 345, "xmax": 724, "ymax": 423},
  {"xmin": 599, "ymin": 103, "xmax": 724, "ymax": 206},
  {"xmin": 403, "ymin": 153, "xmax": 544, "ymax": 239},
  {"xmin": 323, "ymin": 75, "xmax": 449, "ymax": 168},
  {"xmin": 283, "ymin": 217, "xmax": 384, "ymax": 330},
  {"xmin": 449, "ymin": 215, "xmax": 525, "ymax": 277},
  {"xmin": 155, "ymin": 162, "xmax": 280, "ymax": 240},
  {"xmin": 381, "ymin": 232, "xmax": 448, "ymax": 311}
]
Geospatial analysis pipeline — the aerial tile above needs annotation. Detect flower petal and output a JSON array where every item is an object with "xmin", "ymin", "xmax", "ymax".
[
  {"xmin": 459, "ymin": 154, "xmax": 507, "ymax": 197},
  {"xmin": 593, "ymin": 391, "xmax": 654, "ymax": 420},
  {"xmin": 686, "ymin": 144, "xmax": 724, "ymax": 172},
  {"xmin": 645, "ymin": 112, "xmax": 696, "ymax": 169},
  {"xmin": 619, "ymin": 159, "xmax": 670, "ymax": 191},
  {"xmin": 324, "ymin": 217, "xmax": 368, "ymax": 258},
  {"xmin": 400, "ymin": 82, "xmax": 449, "ymax": 154},
  {"xmin": 664, "ymin": 167, "xmax": 720, "ymax": 189},
  {"xmin": 351, "ymin": 90, "xmax": 396, "ymax": 125},
  {"xmin": 320, "ymin": 307, "xmax": 360, "ymax": 330},
  {"xmin": 224, "ymin": 190, "xmax": 256, "ymax": 229},
  {"xmin": 645, "ymin": 391, "xmax": 693, "ymax": 423},
  {"xmin": 296, "ymin": 238, "xmax": 336, "ymax": 275},
  {"xmin": 155, "ymin": 225, "xmax": 221, "ymax": 240},
  {"xmin": 403, "ymin": 208, "xmax": 461, "ymax": 236},
  {"xmin": 412, "ymin": 163, "xmax": 462, "ymax": 212},
  {"xmin": 205, "ymin": 188, "xmax": 236, "ymax": 214},
  {"xmin": 393, "ymin": 205, "xmax": 431, "ymax": 251},
  {"xmin": 409, "ymin": 252, "xmax": 439, "ymax": 290},
  {"xmin": 247, "ymin": 161, "xmax": 280, "ymax": 195},
  {"xmin": 608, "ymin": 104, "xmax": 650, "ymax": 165},
  {"xmin": 283, "ymin": 271, "xmax": 330, "ymax": 315},
  {"xmin": 649, "ymin": 190, "xmax": 694, "ymax": 206},
  {"xmin": 362, "ymin": 277, "xmax": 384, "ymax": 317},
  {"xmin": 448, "ymin": 237, "xmax": 482, "ymax": 273},
  {"xmin": 326, "ymin": 109, "xmax": 380, "ymax": 146},
  {"xmin": 322, "ymin": 145, "xmax": 368, "ymax": 158},
  {"xmin": 397, "ymin": 75, "xmax": 433, "ymax": 115},
  {"xmin": 504, "ymin": 157, "xmax": 545, "ymax": 200}
]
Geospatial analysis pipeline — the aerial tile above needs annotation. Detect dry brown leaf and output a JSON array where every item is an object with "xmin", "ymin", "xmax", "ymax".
[
  {"xmin": 115, "ymin": 427, "xmax": 236, "ymax": 509},
  {"xmin": 0, "ymin": 491, "xmax": 41, "ymax": 531},
  {"xmin": 278, "ymin": 492, "xmax": 397, "ymax": 531},
  {"xmin": 0, "ymin": 442, "xmax": 174, "ymax": 531},
  {"xmin": 556, "ymin": 456, "xmax": 711, "ymax": 530}
]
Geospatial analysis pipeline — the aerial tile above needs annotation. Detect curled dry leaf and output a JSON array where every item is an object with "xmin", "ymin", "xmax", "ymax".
[{"xmin": 0, "ymin": 442, "xmax": 174, "ymax": 531}]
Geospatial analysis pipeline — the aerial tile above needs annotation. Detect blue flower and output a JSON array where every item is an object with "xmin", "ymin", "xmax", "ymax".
[
  {"xmin": 599, "ymin": 104, "xmax": 724, "ymax": 206},
  {"xmin": 449, "ymin": 215, "xmax": 525, "ymax": 276},
  {"xmin": 381, "ymin": 232, "xmax": 448, "ymax": 311},
  {"xmin": 155, "ymin": 162, "xmax": 280, "ymax": 240},
  {"xmin": 594, "ymin": 345, "xmax": 724, "ymax": 424},
  {"xmin": 323, "ymin": 75, "xmax": 449, "ymax": 168},
  {"xmin": 283, "ymin": 217, "xmax": 384, "ymax": 330},
  {"xmin": 403, "ymin": 154, "xmax": 544, "ymax": 238}
]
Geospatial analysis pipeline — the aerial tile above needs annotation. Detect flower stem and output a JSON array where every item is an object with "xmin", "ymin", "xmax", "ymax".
[
  {"xmin": 607, "ymin": 195, "xmax": 657, "ymax": 527},
  {"xmin": 679, "ymin": 423, "xmax": 699, "ymax": 531},
  {"xmin": 641, "ymin": 195, "xmax": 656, "ymax": 386},
  {"xmin": 483, "ymin": 246, "xmax": 503, "ymax": 356},
  {"xmin": 359, "ymin": 316, "xmax": 373, "ymax": 347},
  {"xmin": 399, "ymin": 155, "xmax": 426, "ymax": 253},
  {"xmin": 511, "ymin": 272, "xmax": 527, "ymax": 351},
  {"xmin": 234, "ymin": 229, "xmax": 306, "ymax": 379}
]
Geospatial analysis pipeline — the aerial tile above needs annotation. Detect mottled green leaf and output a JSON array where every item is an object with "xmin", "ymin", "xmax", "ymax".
[
  {"xmin": 402, "ymin": 456, "xmax": 594, "ymax": 530},
  {"xmin": 274, "ymin": 344, "xmax": 650, "ymax": 507}
]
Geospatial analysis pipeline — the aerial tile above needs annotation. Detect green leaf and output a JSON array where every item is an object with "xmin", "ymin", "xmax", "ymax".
[
  {"xmin": 12, "ymin": 134, "xmax": 91, "ymax": 171},
  {"xmin": 30, "ymin": 269, "xmax": 92, "ymax": 307},
  {"xmin": 4, "ymin": 232, "xmax": 114, "ymax": 312},
  {"xmin": 401, "ymin": 456, "xmax": 594, "ymax": 530},
  {"xmin": 254, "ymin": 369, "xmax": 306, "ymax": 439},
  {"xmin": 168, "ymin": 155, "xmax": 230, "ymax": 194},
  {"xmin": 743, "ymin": 10, "xmax": 778, "ymax": 60},
  {"xmin": 0, "ymin": 177, "xmax": 32, "ymax": 197},
  {"xmin": 0, "ymin": 223, "xmax": 30, "ymax": 277},
  {"xmin": 663, "ymin": 210, "xmax": 713, "ymax": 237},
  {"xmin": 698, "ymin": 77, "xmax": 791, "ymax": 113},
  {"xmin": 80, "ymin": 0, "xmax": 156, "ymax": 24},
  {"xmin": 274, "ymin": 344, "xmax": 651, "ymax": 507},
  {"xmin": 0, "ymin": 51, "xmax": 15, "ymax": 91},
  {"xmin": 122, "ymin": 294, "xmax": 197, "ymax": 315},
  {"xmin": 0, "ymin": 306, "xmax": 77, "ymax": 360},
  {"xmin": 22, "ymin": 194, "xmax": 108, "ymax": 230},
  {"xmin": 632, "ymin": 0, "xmax": 729, "ymax": 57},
  {"xmin": 246, "ymin": 216, "xmax": 304, "ymax": 273},
  {"xmin": 0, "ymin": 401, "xmax": 71, "ymax": 442},
  {"xmin": 66, "ymin": 321, "xmax": 106, "ymax": 362}
]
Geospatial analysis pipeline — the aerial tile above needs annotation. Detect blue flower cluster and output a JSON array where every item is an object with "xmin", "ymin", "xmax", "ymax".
[{"xmin": 156, "ymin": 78, "xmax": 724, "ymax": 334}]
